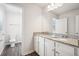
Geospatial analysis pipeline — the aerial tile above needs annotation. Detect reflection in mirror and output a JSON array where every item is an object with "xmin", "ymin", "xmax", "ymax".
[{"xmin": 51, "ymin": 15, "xmax": 79, "ymax": 37}]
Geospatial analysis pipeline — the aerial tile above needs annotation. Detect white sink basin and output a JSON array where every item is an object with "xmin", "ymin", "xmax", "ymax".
[{"xmin": 40, "ymin": 35, "xmax": 79, "ymax": 46}]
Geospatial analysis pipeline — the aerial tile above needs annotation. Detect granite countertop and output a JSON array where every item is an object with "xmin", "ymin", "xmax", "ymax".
[{"xmin": 37, "ymin": 34, "xmax": 79, "ymax": 47}]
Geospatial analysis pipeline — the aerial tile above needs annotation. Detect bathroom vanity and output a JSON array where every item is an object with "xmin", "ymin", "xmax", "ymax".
[
  {"xmin": 34, "ymin": 33, "xmax": 79, "ymax": 56},
  {"xmin": 33, "ymin": 14, "xmax": 79, "ymax": 56}
]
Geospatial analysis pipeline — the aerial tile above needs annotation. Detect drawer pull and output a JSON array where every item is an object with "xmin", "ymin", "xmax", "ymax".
[
  {"xmin": 52, "ymin": 49, "xmax": 54, "ymax": 51},
  {"xmin": 55, "ymin": 51, "xmax": 60, "ymax": 54}
]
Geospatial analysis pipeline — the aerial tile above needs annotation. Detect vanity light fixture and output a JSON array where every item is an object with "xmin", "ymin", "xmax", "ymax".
[{"xmin": 48, "ymin": 3, "xmax": 64, "ymax": 11}]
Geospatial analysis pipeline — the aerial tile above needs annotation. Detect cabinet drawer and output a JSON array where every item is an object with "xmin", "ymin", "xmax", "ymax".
[{"xmin": 56, "ymin": 42, "xmax": 74, "ymax": 56}]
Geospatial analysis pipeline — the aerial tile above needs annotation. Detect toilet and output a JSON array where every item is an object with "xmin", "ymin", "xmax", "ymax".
[{"xmin": 9, "ymin": 35, "xmax": 16, "ymax": 47}]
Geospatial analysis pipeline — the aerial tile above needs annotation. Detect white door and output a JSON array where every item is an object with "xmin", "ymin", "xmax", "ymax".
[
  {"xmin": 38, "ymin": 36, "xmax": 45, "ymax": 56},
  {"xmin": 34, "ymin": 35, "xmax": 39, "ymax": 54},
  {"xmin": 45, "ymin": 39, "xmax": 55, "ymax": 56},
  {"xmin": 56, "ymin": 42, "xmax": 74, "ymax": 56}
]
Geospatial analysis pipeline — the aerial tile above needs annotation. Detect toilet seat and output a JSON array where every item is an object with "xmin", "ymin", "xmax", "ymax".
[{"xmin": 9, "ymin": 35, "xmax": 16, "ymax": 47}]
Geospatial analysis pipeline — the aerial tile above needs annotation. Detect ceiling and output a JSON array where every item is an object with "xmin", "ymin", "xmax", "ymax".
[
  {"xmin": 49, "ymin": 3, "xmax": 79, "ymax": 15},
  {"xmin": 7, "ymin": 3, "xmax": 79, "ymax": 15}
]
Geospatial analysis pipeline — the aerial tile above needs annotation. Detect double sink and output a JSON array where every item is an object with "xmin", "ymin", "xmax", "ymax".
[{"xmin": 40, "ymin": 34, "xmax": 79, "ymax": 47}]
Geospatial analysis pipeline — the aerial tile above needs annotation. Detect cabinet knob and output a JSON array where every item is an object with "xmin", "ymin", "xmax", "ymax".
[
  {"xmin": 52, "ymin": 49, "xmax": 54, "ymax": 51},
  {"xmin": 55, "ymin": 50, "xmax": 60, "ymax": 54}
]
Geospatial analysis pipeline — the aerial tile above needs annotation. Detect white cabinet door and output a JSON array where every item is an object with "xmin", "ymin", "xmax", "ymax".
[
  {"xmin": 45, "ymin": 39, "xmax": 55, "ymax": 56},
  {"xmin": 55, "ymin": 18, "xmax": 67, "ymax": 34},
  {"xmin": 56, "ymin": 42, "xmax": 74, "ymax": 56},
  {"xmin": 75, "ymin": 15, "xmax": 79, "ymax": 34},
  {"xmin": 68, "ymin": 16, "xmax": 75, "ymax": 34},
  {"xmin": 76, "ymin": 48, "xmax": 79, "ymax": 56},
  {"xmin": 34, "ymin": 35, "xmax": 39, "ymax": 54},
  {"xmin": 38, "ymin": 36, "xmax": 45, "ymax": 56}
]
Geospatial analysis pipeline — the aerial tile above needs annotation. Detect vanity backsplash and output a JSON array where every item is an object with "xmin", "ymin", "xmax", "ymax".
[{"xmin": 33, "ymin": 32, "xmax": 79, "ymax": 39}]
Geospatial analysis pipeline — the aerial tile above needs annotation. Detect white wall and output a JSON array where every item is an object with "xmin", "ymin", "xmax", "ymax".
[
  {"xmin": 22, "ymin": 5, "xmax": 42, "ymax": 55},
  {"xmin": 22, "ymin": 4, "xmax": 56, "ymax": 55}
]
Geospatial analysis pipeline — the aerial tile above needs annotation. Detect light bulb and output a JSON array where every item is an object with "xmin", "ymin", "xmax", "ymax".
[{"xmin": 47, "ymin": 3, "xmax": 64, "ymax": 11}]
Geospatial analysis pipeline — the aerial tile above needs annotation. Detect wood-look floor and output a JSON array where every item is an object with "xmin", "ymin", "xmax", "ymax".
[
  {"xmin": 1, "ymin": 43, "xmax": 39, "ymax": 56},
  {"xmin": 1, "ymin": 43, "xmax": 22, "ymax": 56}
]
